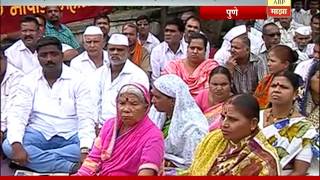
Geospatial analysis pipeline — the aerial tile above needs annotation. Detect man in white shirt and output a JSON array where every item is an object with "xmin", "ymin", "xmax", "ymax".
[
  {"xmin": 150, "ymin": 18, "xmax": 186, "ymax": 81},
  {"xmin": 276, "ymin": 17, "xmax": 304, "ymax": 49},
  {"xmin": 90, "ymin": 33, "xmax": 149, "ymax": 127},
  {"xmin": 306, "ymin": 13, "xmax": 320, "ymax": 57},
  {"xmin": 0, "ymin": 48, "xmax": 24, "ymax": 151},
  {"xmin": 2, "ymin": 37, "xmax": 96, "ymax": 173},
  {"xmin": 295, "ymin": 35, "xmax": 320, "ymax": 81},
  {"xmin": 302, "ymin": 0, "xmax": 320, "ymax": 26},
  {"xmin": 181, "ymin": 16, "xmax": 210, "ymax": 59},
  {"xmin": 293, "ymin": 26, "xmax": 312, "ymax": 63},
  {"xmin": 70, "ymin": 26, "xmax": 108, "ymax": 74},
  {"xmin": 136, "ymin": 15, "xmax": 160, "ymax": 54},
  {"xmin": 5, "ymin": 15, "xmax": 42, "ymax": 74},
  {"xmin": 292, "ymin": 0, "xmax": 307, "ymax": 25}
]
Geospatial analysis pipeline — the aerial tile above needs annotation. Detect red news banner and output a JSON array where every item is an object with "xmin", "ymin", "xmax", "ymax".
[
  {"xmin": 199, "ymin": 6, "xmax": 267, "ymax": 20},
  {"xmin": 0, "ymin": 6, "xmax": 112, "ymax": 34},
  {"xmin": 199, "ymin": 5, "xmax": 291, "ymax": 20}
]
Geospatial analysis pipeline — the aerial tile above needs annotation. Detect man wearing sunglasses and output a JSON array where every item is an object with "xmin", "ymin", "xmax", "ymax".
[{"xmin": 256, "ymin": 22, "xmax": 281, "ymax": 74}]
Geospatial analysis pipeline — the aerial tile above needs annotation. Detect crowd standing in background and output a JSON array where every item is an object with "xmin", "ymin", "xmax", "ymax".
[{"xmin": 0, "ymin": 3, "xmax": 320, "ymax": 176}]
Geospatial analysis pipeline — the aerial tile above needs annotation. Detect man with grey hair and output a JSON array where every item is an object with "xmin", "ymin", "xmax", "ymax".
[
  {"xmin": 225, "ymin": 34, "xmax": 266, "ymax": 94},
  {"xmin": 89, "ymin": 33, "xmax": 149, "ymax": 130},
  {"xmin": 70, "ymin": 26, "xmax": 108, "ymax": 74},
  {"xmin": 293, "ymin": 26, "xmax": 312, "ymax": 63}
]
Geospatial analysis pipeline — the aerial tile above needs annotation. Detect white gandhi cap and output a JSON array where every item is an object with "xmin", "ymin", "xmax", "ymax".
[
  {"xmin": 83, "ymin": 26, "xmax": 103, "ymax": 36},
  {"xmin": 108, "ymin": 33, "xmax": 129, "ymax": 46},
  {"xmin": 295, "ymin": 26, "xmax": 311, "ymax": 36}
]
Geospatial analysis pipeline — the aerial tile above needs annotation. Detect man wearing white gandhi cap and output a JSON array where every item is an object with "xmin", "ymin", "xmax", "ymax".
[
  {"xmin": 293, "ymin": 26, "xmax": 312, "ymax": 63},
  {"xmin": 294, "ymin": 26, "xmax": 312, "ymax": 52},
  {"xmin": 70, "ymin": 26, "xmax": 108, "ymax": 74},
  {"xmin": 89, "ymin": 33, "xmax": 150, "ymax": 129}
]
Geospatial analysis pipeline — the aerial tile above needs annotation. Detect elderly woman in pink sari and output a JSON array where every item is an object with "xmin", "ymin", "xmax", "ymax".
[
  {"xmin": 162, "ymin": 32, "xmax": 219, "ymax": 97},
  {"xmin": 195, "ymin": 66, "xmax": 235, "ymax": 131},
  {"xmin": 75, "ymin": 83, "xmax": 164, "ymax": 176}
]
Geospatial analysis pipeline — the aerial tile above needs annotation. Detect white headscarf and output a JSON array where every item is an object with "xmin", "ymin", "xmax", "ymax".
[
  {"xmin": 214, "ymin": 25, "xmax": 247, "ymax": 65},
  {"xmin": 148, "ymin": 74, "xmax": 208, "ymax": 169}
]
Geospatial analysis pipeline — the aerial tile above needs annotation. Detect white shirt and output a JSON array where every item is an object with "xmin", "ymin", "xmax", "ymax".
[
  {"xmin": 181, "ymin": 35, "xmax": 210, "ymax": 59},
  {"xmin": 303, "ymin": 9, "xmax": 320, "ymax": 26},
  {"xmin": 138, "ymin": 32, "xmax": 160, "ymax": 53},
  {"xmin": 6, "ymin": 65, "xmax": 96, "ymax": 148},
  {"xmin": 150, "ymin": 41, "xmax": 187, "ymax": 81},
  {"xmin": 306, "ymin": 43, "xmax": 315, "ymax": 58},
  {"xmin": 5, "ymin": 40, "xmax": 40, "ymax": 74},
  {"xmin": 294, "ymin": 58, "xmax": 315, "ymax": 81},
  {"xmin": 249, "ymin": 27, "xmax": 264, "ymax": 55},
  {"xmin": 1, "ymin": 64, "xmax": 24, "ymax": 132},
  {"xmin": 295, "ymin": 48, "xmax": 310, "ymax": 64},
  {"xmin": 70, "ymin": 50, "xmax": 109, "ymax": 74},
  {"xmin": 292, "ymin": 8, "xmax": 307, "ymax": 25},
  {"xmin": 214, "ymin": 41, "xmax": 231, "ymax": 66},
  {"xmin": 90, "ymin": 60, "xmax": 149, "ymax": 126},
  {"xmin": 276, "ymin": 20, "xmax": 304, "ymax": 49}
]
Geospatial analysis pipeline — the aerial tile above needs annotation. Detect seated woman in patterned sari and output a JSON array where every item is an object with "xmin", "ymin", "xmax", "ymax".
[
  {"xmin": 162, "ymin": 32, "xmax": 218, "ymax": 97},
  {"xmin": 254, "ymin": 45, "xmax": 298, "ymax": 109},
  {"xmin": 185, "ymin": 94, "xmax": 280, "ymax": 176},
  {"xmin": 298, "ymin": 61, "xmax": 320, "ymax": 175},
  {"xmin": 195, "ymin": 66, "xmax": 235, "ymax": 131},
  {"xmin": 75, "ymin": 83, "xmax": 164, "ymax": 176},
  {"xmin": 149, "ymin": 74, "xmax": 208, "ymax": 169},
  {"xmin": 259, "ymin": 71, "xmax": 317, "ymax": 175}
]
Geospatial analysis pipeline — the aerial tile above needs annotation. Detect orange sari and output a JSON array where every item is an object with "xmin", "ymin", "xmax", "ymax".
[{"xmin": 254, "ymin": 74, "xmax": 274, "ymax": 109}]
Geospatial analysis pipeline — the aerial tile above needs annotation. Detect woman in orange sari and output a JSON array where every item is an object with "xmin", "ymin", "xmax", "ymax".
[
  {"xmin": 162, "ymin": 32, "xmax": 218, "ymax": 97},
  {"xmin": 195, "ymin": 66, "xmax": 235, "ymax": 131},
  {"xmin": 254, "ymin": 44, "xmax": 298, "ymax": 109}
]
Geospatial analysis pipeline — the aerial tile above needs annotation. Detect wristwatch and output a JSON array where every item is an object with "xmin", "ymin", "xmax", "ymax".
[{"xmin": 80, "ymin": 147, "xmax": 90, "ymax": 154}]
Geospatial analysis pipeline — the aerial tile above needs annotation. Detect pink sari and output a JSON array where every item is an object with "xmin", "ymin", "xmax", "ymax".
[
  {"xmin": 76, "ymin": 84, "xmax": 164, "ymax": 176},
  {"xmin": 195, "ymin": 89, "xmax": 224, "ymax": 131},
  {"xmin": 162, "ymin": 59, "xmax": 218, "ymax": 97}
]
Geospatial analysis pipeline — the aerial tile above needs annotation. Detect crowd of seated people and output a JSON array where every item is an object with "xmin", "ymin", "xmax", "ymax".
[{"xmin": 1, "ymin": 6, "xmax": 319, "ymax": 176}]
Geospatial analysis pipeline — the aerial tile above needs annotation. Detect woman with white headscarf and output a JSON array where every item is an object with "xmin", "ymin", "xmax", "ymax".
[{"xmin": 149, "ymin": 74, "xmax": 208, "ymax": 170}]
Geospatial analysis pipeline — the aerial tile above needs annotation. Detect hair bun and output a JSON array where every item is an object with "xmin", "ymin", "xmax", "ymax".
[{"xmin": 291, "ymin": 50, "xmax": 299, "ymax": 63}]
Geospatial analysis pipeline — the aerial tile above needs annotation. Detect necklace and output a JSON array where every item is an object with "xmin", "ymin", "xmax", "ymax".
[{"xmin": 266, "ymin": 107, "xmax": 294, "ymax": 125}]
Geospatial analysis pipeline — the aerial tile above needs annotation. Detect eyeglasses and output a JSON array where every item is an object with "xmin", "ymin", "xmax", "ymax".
[{"xmin": 264, "ymin": 32, "xmax": 281, "ymax": 37}]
